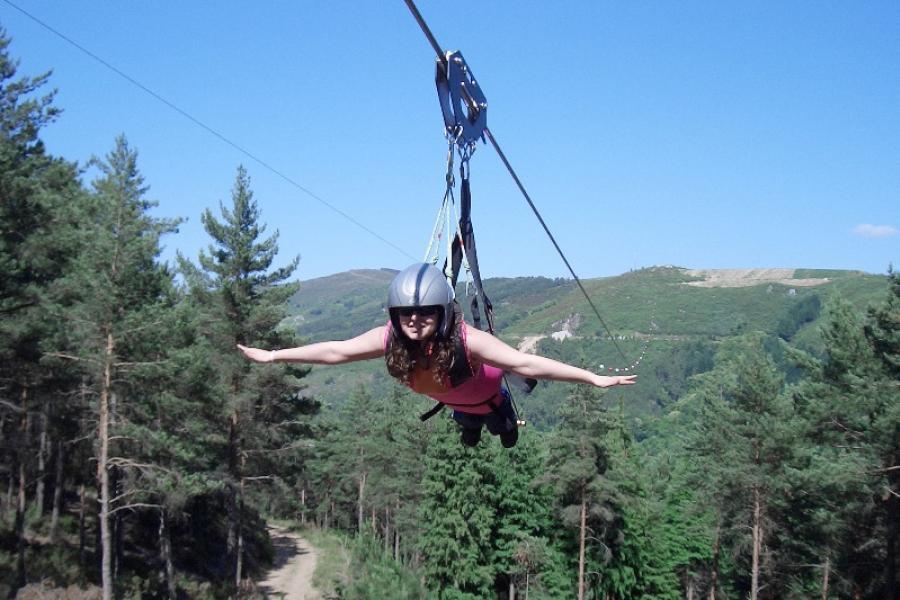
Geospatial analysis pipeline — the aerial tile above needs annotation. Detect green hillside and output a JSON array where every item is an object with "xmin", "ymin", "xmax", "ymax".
[{"xmin": 287, "ymin": 266, "xmax": 889, "ymax": 423}]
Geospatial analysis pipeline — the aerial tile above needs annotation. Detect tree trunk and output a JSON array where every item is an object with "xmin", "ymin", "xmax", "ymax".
[
  {"xmin": 112, "ymin": 464, "xmax": 123, "ymax": 582},
  {"xmin": 4, "ymin": 466, "xmax": 13, "ymax": 523},
  {"xmin": 15, "ymin": 385, "xmax": 29, "ymax": 589},
  {"xmin": 300, "ymin": 487, "xmax": 307, "ymax": 526},
  {"xmin": 709, "ymin": 520, "xmax": 720, "ymax": 600},
  {"xmin": 750, "ymin": 486, "xmax": 763, "ymax": 600},
  {"xmin": 821, "ymin": 555, "xmax": 830, "ymax": 600},
  {"xmin": 98, "ymin": 331, "xmax": 114, "ymax": 600},
  {"xmin": 509, "ymin": 579, "xmax": 515, "ymax": 600},
  {"xmin": 227, "ymin": 409, "xmax": 241, "ymax": 590},
  {"xmin": 384, "ymin": 507, "xmax": 391, "ymax": 554},
  {"xmin": 16, "ymin": 454, "xmax": 27, "ymax": 589},
  {"xmin": 686, "ymin": 575, "xmax": 694, "ymax": 600},
  {"xmin": 885, "ymin": 476, "xmax": 899, "ymax": 600},
  {"xmin": 395, "ymin": 498, "xmax": 402, "ymax": 560},
  {"xmin": 235, "ymin": 471, "xmax": 245, "ymax": 588},
  {"xmin": 79, "ymin": 484, "xmax": 87, "ymax": 573},
  {"xmin": 357, "ymin": 470, "xmax": 367, "ymax": 535},
  {"xmin": 35, "ymin": 398, "xmax": 49, "ymax": 518},
  {"xmin": 159, "ymin": 508, "xmax": 176, "ymax": 600},
  {"xmin": 110, "ymin": 389, "xmax": 122, "ymax": 583},
  {"xmin": 578, "ymin": 492, "xmax": 587, "ymax": 600},
  {"xmin": 50, "ymin": 439, "xmax": 64, "ymax": 541}
]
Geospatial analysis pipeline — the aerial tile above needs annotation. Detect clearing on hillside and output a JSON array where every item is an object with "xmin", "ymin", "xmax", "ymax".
[{"xmin": 683, "ymin": 268, "xmax": 831, "ymax": 288}]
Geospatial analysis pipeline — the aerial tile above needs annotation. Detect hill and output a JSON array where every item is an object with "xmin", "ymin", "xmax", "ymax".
[{"xmin": 285, "ymin": 266, "xmax": 889, "ymax": 425}]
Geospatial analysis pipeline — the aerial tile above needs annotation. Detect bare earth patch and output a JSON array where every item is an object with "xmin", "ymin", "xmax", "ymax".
[
  {"xmin": 518, "ymin": 335, "xmax": 546, "ymax": 353},
  {"xmin": 257, "ymin": 526, "xmax": 321, "ymax": 600},
  {"xmin": 683, "ymin": 268, "xmax": 831, "ymax": 288}
]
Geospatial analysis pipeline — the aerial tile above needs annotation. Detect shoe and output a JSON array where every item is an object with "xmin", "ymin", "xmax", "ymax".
[
  {"xmin": 500, "ymin": 425, "xmax": 519, "ymax": 449},
  {"xmin": 460, "ymin": 427, "xmax": 482, "ymax": 447}
]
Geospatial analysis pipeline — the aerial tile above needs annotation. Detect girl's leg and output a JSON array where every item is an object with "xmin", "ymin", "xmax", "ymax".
[
  {"xmin": 484, "ymin": 390, "xmax": 519, "ymax": 448},
  {"xmin": 484, "ymin": 390, "xmax": 517, "ymax": 435},
  {"xmin": 452, "ymin": 410, "xmax": 485, "ymax": 447}
]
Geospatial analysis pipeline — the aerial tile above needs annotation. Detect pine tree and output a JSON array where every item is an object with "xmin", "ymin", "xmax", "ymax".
[
  {"xmin": 312, "ymin": 386, "xmax": 384, "ymax": 536},
  {"xmin": 788, "ymin": 283, "xmax": 900, "ymax": 598},
  {"xmin": 417, "ymin": 416, "xmax": 500, "ymax": 598},
  {"xmin": 0, "ymin": 30, "xmax": 84, "ymax": 591},
  {"xmin": 865, "ymin": 270, "xmax": 900, "ymax": 599},
  {"xmin": 492, "ymin": 431, "xmax": 557, "ymax": 599},
  {"xmin": 379, "ymin": 387, "xmax": 432, "ymax": 563},
  {"xmin": 539, "ymin": 385, "xmax": 626, "ymax": 600},
  {"xmin": 52, "ymin": 135, "xmax": 180, "ymax": 600},
  {"xmin": 185, "ymin": 164, "xmax": 307, "ymax": 588},
  {"xmin": 685, "ymin": 333, "xmax": 796, "ymax": 600}
]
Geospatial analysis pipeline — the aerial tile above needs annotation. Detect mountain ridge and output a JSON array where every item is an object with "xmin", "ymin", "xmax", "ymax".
[{"xmin": 285, "ymin": 265, "xmax": 888, "ymax": 425}]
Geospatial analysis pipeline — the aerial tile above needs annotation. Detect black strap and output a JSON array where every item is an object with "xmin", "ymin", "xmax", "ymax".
[
  {"xmin": 419, "ymin": 392, "xmax": 502, "ymax": 422},
  {"xmin": 419, "ymin": 402, "xmax": 445, "ymax": 422},
  {"xmin": 448, "ymin": 164, "xmax": 494, "ymax": 333}
]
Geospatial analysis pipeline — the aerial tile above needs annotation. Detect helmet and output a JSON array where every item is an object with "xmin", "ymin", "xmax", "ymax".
[{"xmin": 388, "ymin": 263, "xmax": 455, "ymax": 338}]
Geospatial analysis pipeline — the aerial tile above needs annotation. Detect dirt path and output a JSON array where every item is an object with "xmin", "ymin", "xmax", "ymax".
[{"xmin": 257, "ymin": 526, "xmax": 321, "ymax": 600}]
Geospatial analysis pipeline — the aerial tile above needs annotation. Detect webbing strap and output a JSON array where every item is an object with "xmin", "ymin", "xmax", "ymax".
[
  {"xmin": 419, "ymin": 402, "xmax": 445, "ymax": 422},
  {"xmin": 418, "ymin": 391, "xmax": 504, "ymax": 422},
  {"xmin": 449, "ymin": 164, "xmax": 494, "ymax": 333}
]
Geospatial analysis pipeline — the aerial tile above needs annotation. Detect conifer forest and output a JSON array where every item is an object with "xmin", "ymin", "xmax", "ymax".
[{"xmin": 1, "ymin": 27, "xmax": 898, "ymax": 600}]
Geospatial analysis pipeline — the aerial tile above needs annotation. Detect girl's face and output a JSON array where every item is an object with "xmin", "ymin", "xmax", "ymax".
[{"xmin": 397, "ymin": 306, "xmax": 440, "ymax": 341}]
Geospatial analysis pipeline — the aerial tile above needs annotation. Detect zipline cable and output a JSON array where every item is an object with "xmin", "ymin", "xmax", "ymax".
[
  {"xmin": 402, "ymin": 0, "xmax": 632, "ymax": 363},
  {"xmin": 2, "ymin": 0, "xmax": 417, "ymax": 263}
]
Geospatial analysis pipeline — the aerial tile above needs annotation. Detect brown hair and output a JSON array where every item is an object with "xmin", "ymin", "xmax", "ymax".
[{"xmin": 385, "ymin": 306, "xmax": 460, "ymax": 387}]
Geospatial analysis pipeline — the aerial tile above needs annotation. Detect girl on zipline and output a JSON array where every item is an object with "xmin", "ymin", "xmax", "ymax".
[{"xmin": 238, "ymin": 262, "xmax": 636, "ymax": 448}]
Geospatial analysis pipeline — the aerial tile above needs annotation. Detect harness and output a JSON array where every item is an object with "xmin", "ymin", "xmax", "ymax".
[{"xmin": 415, "ymin": 46, "xmax": 536, "ymax": 427}]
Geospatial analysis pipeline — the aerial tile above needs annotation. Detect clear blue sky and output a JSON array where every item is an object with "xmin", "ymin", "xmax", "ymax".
[{"xmin": 3, "ymin": 1, "xmax": 898, "ymax": 280}]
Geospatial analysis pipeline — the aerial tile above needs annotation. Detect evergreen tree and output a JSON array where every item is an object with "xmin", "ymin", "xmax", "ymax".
[
  {"xmin": 0, "ymin": 30, "xmax": 84, "ymax": 593},
  {"xmin": 539, "ymin": 385, "xmax": 626, "ymax": 600},
  {"xmin": 635, "ymin": 393, "xmax": 719, "ymax": 598},
  {"xmin": 788, "ymin": 285, "xmax": 900, "ymax": 599},
  {"xmin": 52, "ymin": 135, "xmax": 180, "ymax": 600},
  {"xmin": 417, "ymin": 417, "xmax": 500, "ymax": 599},
  {"xmin": 336, "ymin": 533, "xmax": 424, "ymax": 599},
  {"xmin": 685, "ymin": 333, "xmax": 796, "ymax": 600},
  {"xmin": 492, "ymin": 431, "xmax": 557, "ymax": 599},
  {"xmin": 184, "ymin": 164, "xmax": 309, "ymax": 588},
  {"xmin": 312, "ymin": 386, "xmax": 386, "ymax": 536},
  {"xmin": 378, "ymin": 387, "xmax": 433, "ymax": 563},
  {"xmin": 865, "ymin": 270, "xmax": 900, "ymax": 599}
]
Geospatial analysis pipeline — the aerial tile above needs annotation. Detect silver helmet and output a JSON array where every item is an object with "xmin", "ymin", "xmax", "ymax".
[{"xmin": 388, "ymin": 263, "xmax": 456, "ymax": 337}]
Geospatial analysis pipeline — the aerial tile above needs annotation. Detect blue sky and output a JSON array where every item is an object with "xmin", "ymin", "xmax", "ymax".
[{"xmin": 3, "ymin": 1, "xmax": 898, "ymax": 280}]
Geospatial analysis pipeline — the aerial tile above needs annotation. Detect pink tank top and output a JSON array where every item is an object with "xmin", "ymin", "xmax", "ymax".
[{"xmin": 383, "ymin": 321, "xmax": 503, "ymax": 415}]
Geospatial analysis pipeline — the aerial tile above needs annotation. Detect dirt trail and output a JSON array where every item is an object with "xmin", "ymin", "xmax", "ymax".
[{"xmin": 257, "ymin": 526, "xmax": 321, "ymax": 600}]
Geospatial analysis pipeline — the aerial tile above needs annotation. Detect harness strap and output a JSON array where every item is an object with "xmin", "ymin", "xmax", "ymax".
[
  {"xmin": 418, "ymin": 391, "xmax": 503, "ymax": 422},
  {"xmin": 448, "ymin": 163, "xmax": 494, "ymax": 333},
  {"xmin": 419, "ymin": 402, "xmax": 445, "ymax": 422}
]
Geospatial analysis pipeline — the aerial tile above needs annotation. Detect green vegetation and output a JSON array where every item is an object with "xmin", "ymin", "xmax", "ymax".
[{"xmin": 1, "ymin": 29, "xmax": 897, "ymax": 600}]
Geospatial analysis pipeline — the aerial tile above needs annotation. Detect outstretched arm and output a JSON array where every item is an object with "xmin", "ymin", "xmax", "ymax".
[
  {"xmin": 237, "ymin": 326, "xmax": 386, "ymax": 365},
  {"xmin": 465, "ymin": 326, "xmax": 636, "ymax": 388}
]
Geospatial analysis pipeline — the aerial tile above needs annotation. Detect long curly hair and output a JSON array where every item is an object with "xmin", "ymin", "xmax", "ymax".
[{"xmin": 385, "ymin": 305, "xmax": 461, "ymax": 387}]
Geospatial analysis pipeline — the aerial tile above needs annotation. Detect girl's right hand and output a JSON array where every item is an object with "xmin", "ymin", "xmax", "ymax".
[{"xmin": 237, "ymin": 344, "xmax": 274, "ymax": 363}]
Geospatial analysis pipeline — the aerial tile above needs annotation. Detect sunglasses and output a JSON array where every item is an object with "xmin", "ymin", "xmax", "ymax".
[{"xmin": 397, "ymin": 306, "xmax": 440, "ymax": 318}]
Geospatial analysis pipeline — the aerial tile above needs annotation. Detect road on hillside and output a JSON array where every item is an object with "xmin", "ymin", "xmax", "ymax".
[{"xmin": 257, "ymin": 526, "xmax": 321, "ymax": 599}]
